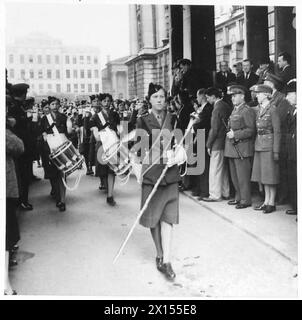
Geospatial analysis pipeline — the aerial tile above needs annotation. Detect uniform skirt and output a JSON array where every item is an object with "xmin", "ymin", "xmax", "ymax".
[
  {"xmin": 251, "ymin": 151, "xmax": 280, "ymax": 185},
  {"xmin": 139, "ymin": 183, "xmax": 179, "ymax": 228},
  {"xmin": 94, "ymin": 141, "xmax": 115, "ymax": 177}
]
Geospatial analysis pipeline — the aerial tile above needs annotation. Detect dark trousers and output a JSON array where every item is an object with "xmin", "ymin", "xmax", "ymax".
[
  {"xmin": 192, "ymin": 150, "xmax": 210, "ymax": 197},
  {"xmin": 6, "ymin": 198, "xmax": 20, "ymax": 251},
  {"xmin": 287, "ymin": 160, "xmax": 297, "ymax": 211},
  {"xmin": 277, "ymin": 154, "xmax": 289, "ymax": 203},
  {"xmin": 228, "ymin": 157, "xmax": 252, "ymax": 205},
  {"xmin": 17, "ymin": 158, "xmax": 32, "ymax": 204}
]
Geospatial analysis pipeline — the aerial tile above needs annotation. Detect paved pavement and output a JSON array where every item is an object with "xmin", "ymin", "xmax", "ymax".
[{"xmin": 9, "ymin": 166, "xmax": 298, "ymax": 298}]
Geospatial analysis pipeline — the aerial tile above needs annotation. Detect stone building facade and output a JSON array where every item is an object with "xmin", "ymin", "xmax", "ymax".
[
  {"xmin": 102, "ymin": 56, "xmax": 129, "ymax": 99},
  {"xmin": 6, "ymin": 33, "xmax": 102, "ymax": 99}
]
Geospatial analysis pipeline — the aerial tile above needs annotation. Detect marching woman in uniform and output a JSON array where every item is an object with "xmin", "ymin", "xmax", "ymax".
[
  {"xmin": 90, "ymin": 93, "xmax": 120, "ymax": 206},
  {"xmin": 136, "ymin": 83, "xmax": 184, "ymax": 280},
  {"xmin": 250, "ymin": 85, "xmax": 281, "ymax": 214},
  {"xmin": 40, "ymin": 96, "xmax": 72, "ymax": 211}
]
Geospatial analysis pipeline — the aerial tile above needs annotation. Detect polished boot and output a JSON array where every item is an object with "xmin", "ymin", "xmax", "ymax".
[
  {"xmin": 254, "ymin": 204, "xmax": 267, "ymax": 211},
  {"xmin": 228, "ymin": 200, "xmax": 240, "ymax": 205},
  {"xmin": 263, "ymin": 205, "xmax": 276, "ymax": 214}
]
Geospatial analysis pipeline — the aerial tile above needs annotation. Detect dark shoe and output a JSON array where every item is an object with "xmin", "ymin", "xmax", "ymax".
[
  {"xmin": 228, "ymin": 200, "xmax": 240, "ymax": 205},
  {"xmin": 200, "ymin": 197, "xmax": 221, "ymax": 202},
  {"xmin": 263, "ymin": 205, "xmax": 276, "ymax": 214},
  {"xmin": 9, "ymin": 259, "xmax": 18, "ymax": 268},
  {"xmin": 31, "ymin": 175, "xmax": 41, "ymax": 181},
  {"xmin": 161, "ymin": 262, "xmax": 176, "ymax": 281},
  {"xmin": 236, "ymin": 203, "xmax": 251, "ymax": 209},
  {"xmin": 107, "ymin": 197, "xmax": 116, "ymax": 206},
  {"xmin": 50, "ymin": 190, "xmax": 56, "ymax": 197},
  {"xmin": 191, "ymin": 192, "xmax": 200, "ymax": 197},
  {"xmin": 155, "ymin": 257, "xmax": 163, "ymax": 270},
  {"xmin": 58, "ymin": 203, "xmax": 66, "ymax": 212},
  {"xmin": 99, "ymin": 184, "xmax": 106, "ymax": 190},
  {"xmin": 4, "ymin": 289, "xmax": 17, "ymax": 295},
  {"xmin": 12, "ymin": 245, "xmax": 19, "ymax": 252},
  {"xmin": 254, "ymin": 204, "xmax": 267, "ymax": 211},
  {"xmin": 86, "ymin": 168, "xmax": 94, "ymax": 176},
  {"xmin": 286, "ymin": 209, "xmax": 297, "ymax": 215},
  {"xmin": 56, "ymin": 201, "xmax": 63, "ymax": 208},
  {"xmin": 20, "ymin": 202, "xmax": 33, "ymax": 210}
]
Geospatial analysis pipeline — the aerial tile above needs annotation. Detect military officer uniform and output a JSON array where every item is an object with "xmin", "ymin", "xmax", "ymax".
[
  {"xmin": 250, "ymin": 85, "xmax": 281, "ymax": 185},
  {"xmin": 136, "ymin": 111, "xmax": 180, "ymax": 228},
  {"xmin": 224, "ymin": 85, "xmax": 256, "ymax": 208},
  {"xmin": 264, "ymin": 73, "xmax": 294, "ymax": 204}
]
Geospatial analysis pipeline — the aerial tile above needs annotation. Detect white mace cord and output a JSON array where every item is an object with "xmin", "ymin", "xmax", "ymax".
[
  {"xmin": 61, "ymin": 162, "xmax": 86, "ymax": 191},
  {"xmin": 113, "ymin": 118, "xmax": 195, "ymax": 264}
]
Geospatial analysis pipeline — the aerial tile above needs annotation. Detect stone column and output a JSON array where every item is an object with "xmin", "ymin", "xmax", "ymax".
[
  {"xmin": 129, "ymin": 5, "xmax": 138, "ymax": 55},
  {"xmin": 141, "ymin": 5, "xmax": 154, "ymax": 48},
  {"xmin": 245, "ymin": 6, "xmax": 269, "ymax": 68},
  {"xmin": 157, "ymin": 5, "xmax": 167, "ymax": 47},
  {"xmin": 183, "ymin": 5, "xmax": 191, "ymax": 60}
]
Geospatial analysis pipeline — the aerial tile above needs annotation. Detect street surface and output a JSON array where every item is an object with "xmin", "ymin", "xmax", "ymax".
[{"xmin": 10, "ymin": 166, "xmax": 297, "ymax": 298}]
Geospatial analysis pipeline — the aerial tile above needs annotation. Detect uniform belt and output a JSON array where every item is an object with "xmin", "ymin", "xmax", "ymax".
[{"xmin": 257, "ymin": 129, "xmax": 273, "ymax": 135}]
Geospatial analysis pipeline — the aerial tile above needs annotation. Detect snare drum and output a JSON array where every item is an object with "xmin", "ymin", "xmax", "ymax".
[
  {"xmin": 49, "ymin": 140, "xmax": 84, "ymax": 176},
  {"xmin": 100, "ymin": 141, "xmax": 131, "ymax": 177}
]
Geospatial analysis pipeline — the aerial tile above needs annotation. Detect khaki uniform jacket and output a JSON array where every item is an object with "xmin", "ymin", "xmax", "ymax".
[
  {"xmin": 224, "ymin": 103, "xmax": 256, "ymax": 158},
  {"xmin": 254, "ymin": 102, "xmax": 281, "ymax": 153},
  {"xmin": 136, "ymin": 111, "xmax": 180, "ymax": 186}
]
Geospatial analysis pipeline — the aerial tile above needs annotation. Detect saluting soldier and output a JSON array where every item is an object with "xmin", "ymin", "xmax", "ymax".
[
  {"xmin": 250, "ymin": 84, "xmax": 281, "ymax": 214},
  {"xmin": 284, "ymin": 80, "xmax": 297, "ymax": 215},
  {"xmin": 224, "ymin": 85, "xmax": 256, "ymax": 209}
]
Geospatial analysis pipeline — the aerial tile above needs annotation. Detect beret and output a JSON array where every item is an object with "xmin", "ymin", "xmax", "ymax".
[{"xmin": 227, "ymin": 84, "xmax": 247, "ymax": 95}]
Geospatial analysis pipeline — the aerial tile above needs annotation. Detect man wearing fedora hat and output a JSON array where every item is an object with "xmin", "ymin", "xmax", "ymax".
[
  {"xmin": 264, "ymin": 73, "xmax": 294, "ymax": 205},
  {"xmin": 224, "ymin": 85, "xmax": 256, "ymax": 209}
]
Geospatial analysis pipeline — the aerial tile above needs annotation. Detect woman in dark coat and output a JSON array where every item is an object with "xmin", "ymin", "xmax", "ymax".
[
  {"xmin": 136, "ymin": 83, "xmax": 183, "ymax": 281},
  {"xmin": 6, "ymin": 113, "xmax": 24, "ymax": 295},
  {"xmin": 250, "ymin": 85, "xmax": 281, "ymax": 214}
]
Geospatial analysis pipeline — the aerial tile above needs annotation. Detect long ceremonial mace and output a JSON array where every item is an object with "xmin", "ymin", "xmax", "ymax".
[{"xmin": 113, "ymin": 116, "xmax": 196, "ymax": 264}]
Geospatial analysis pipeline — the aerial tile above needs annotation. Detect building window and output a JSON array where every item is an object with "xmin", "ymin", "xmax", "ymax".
[
  {"xmin": 66, "ymin": 70, "xmax": 70, "ymax": 78},
  {"xmin": 29, "ymin": 55, "xmax": 33, "ymax": 63},
  {"xmin": 94, "ymin": 56, "xmax": 98, "ymax": 64},
  {"xmin": 80, "ymin": 70, "xmax": 85, "ymax": 78},
  {"xmin": 80, "ymin": 56, "xmax": 84, "ymax": 64},
  {"xmin": 47, "ymin": 70, "xmax": 52, "ymax": 79},
  {"xmin": 55, "ymin": 55, "xmax": 60, "ymax": 64},
  {"xmin": 87, "ymin": 56, "xmax": 91, "ymax": 64},
  {"xmin": 9, "ymin": 69, "xmax": 14, "ymax": 78},
  {"xmin": 95, "ymin": 83, "xmax": 99, "ymax": 92},
  {"xmin": 30, "ymin": 70, "xmax": 34, "ymax": 79},
  {"xmin": 67, "ymin": 84, "xmax": 71, "ymax": 92},
  {"xmin": 81, "ymin": 84, "xmax": 85, "ymax": 92},
  {"xmin": 38, "ymin": 70, "xmax": 43, "ymax": 79},
  {"xmin": 73, "ymin": 70, "xmax": 78, "ymax": 78},
  {"xmin": 38, "ymin": 55, "xmax": 42, "ymax": 64},
  {"xmin": 94, "ymin": 70, "xmax": 99, "ymax": 78},
  {"xmin": 65, "ymin": 55, "xmax": 70, "ymax": 64},
  {"xmin": 88, "ymin": 84, "xmax": 92, "ymax": 92},
  {"xmin": 74, "ymin": 84, "xmax": 78, "ymax": 93},
  {"xmin": 87, "ymin": 70, "xmax": 92, "ymax": 78},
  {"xmin": 46, "ymin": 55, "xmax": 51, "ymax": 64},
  {"xmin": 56, "ymin": 84, "xmax": 61, "ymax": 93},
  {"xmin": 56, "ymin": 70, "xmax": 60, "ymax": 79},
  {"xmin": 20, "ymin": 55, "xmax": 25, "ymax": 63},
  {"xmin": 73, "ymin": 56, "xmax": 77, "ymax": 64},
  {"xmin": 48, "ymin": 83, "xmax": 52, "ymax": 91},
  {"xmin": 20, "ymin": 69, "xmax": 25, "ymax": 79},
  {"xmin": 9, "ymin": 54, "xmax": 14, "ymax": 64},
  {"xmin": 39, "ymin": 84, "xmax": 44, "ymax": 92}
]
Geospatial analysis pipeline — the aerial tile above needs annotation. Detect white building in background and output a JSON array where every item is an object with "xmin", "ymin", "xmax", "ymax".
[{"xmin": 6, "ymin": 33, "xmax": 102, "ymax": 99}]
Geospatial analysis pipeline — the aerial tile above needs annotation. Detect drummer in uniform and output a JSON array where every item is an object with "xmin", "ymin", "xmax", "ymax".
[
  {"xmin": 224, "ymin": 85, "xmax": 256, "ymax": 209},
  {"xmin": 250, "ymin": 85, "xmax": 281, "ymax": 214},
  {"xmin": 39, "ymin": 96, "xmax": 72, "ymax": 211},
  {"xmin": 90, "ymin": 93, "xmax": 120, "ymax": 206},
  {"xmin": 135, "ymin": 83, "xmax": 187, "ymax": 281}
]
